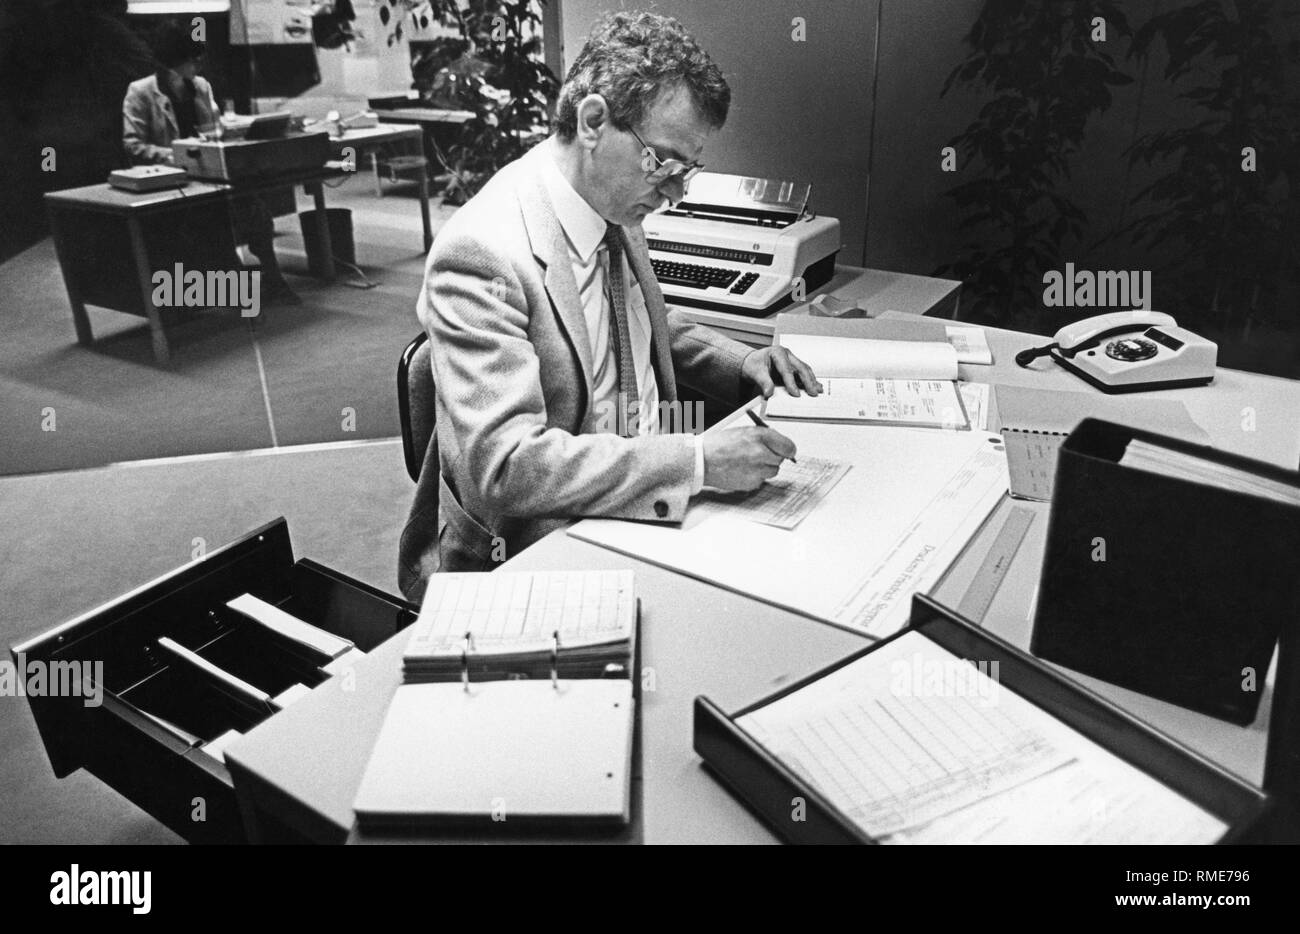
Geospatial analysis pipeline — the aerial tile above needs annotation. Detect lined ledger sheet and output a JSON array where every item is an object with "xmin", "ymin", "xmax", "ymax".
[
  {"xmin": 695, "ymin": 457, "xmax": 851, "ymax": 530},
  {"xmin": 738, "ymin": 632, "xmax": 1227, "ymax": 844}
]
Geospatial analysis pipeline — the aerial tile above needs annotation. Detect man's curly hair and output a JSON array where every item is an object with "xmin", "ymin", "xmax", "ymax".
[{"xmin": 555, "ymin": 11, "xmax": 730, "ymax": 141}]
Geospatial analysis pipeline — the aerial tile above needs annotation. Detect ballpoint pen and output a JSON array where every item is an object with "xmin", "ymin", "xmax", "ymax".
[{"xmin": 746, "ymin": 407, "xmax": 796, "ymax": 463}]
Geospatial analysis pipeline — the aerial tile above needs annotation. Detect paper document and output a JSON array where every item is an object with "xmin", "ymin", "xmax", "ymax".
[
  {"xmin": 779, "ymin": 333, "xmax": 958, "ymax": 380},
  {"xmin": 570, "ymin": 415, "xmax": 1008, "ymax": 639},
  {"xmin": 1002, "ymin": 429, "xmax": 1069, "ymax": 502},
  {"xmin": 738, "ymin": 631, "xmax": 1227, "ymax": 844},
  {"xmin": 695, "ymin": 457, "xmax": 851, "ymax": 530},
  {"xmin": 1121, "ymin": 439, "xmax": 1300, "ymax": 507},
  {"xmin": 944, "ymin": 326, "xmax": 993, "ymax": 365},
  {"xmin": 994, "ymin": 385, "xmax": 1212, "ymax": 501},
  {"xmin": 958, "ymin": 382, "xmax": 990, "ymax": 430},
  {"xmin": 766, "ymin": 378, "xmax": 969, "ymax": 429}
]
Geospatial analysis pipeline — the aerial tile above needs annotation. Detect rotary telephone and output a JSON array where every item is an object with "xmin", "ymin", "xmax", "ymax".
[{"xmin": 1015, "ymin": 311, "xmax": 1217, "ymax": 393}]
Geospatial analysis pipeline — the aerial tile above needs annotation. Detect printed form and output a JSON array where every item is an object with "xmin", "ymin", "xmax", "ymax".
[{"xmin": 695, "ymin": 457, "xmax": 852, "ymax": 530}]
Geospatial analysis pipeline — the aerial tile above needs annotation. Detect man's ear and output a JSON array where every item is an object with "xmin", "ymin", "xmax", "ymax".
[{"xmin": 574, "ymin": 93, "xmax": 609, "ymax": 151}]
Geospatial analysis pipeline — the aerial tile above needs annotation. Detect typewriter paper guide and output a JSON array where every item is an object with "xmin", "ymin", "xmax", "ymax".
[{"xmin": 354, "ymin": 679, "xmax": 633, "ymax": 826}]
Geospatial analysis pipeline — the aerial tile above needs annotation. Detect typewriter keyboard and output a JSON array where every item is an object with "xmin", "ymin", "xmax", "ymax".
[{"xmin": 651, "ymin": 258, "xmax": 740, "ymax": 290}]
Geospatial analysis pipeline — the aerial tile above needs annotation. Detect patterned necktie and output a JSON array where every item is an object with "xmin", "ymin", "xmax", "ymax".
[{"xmin": 602, "ymin": 224, "xmax": 640, "ymax": 436}]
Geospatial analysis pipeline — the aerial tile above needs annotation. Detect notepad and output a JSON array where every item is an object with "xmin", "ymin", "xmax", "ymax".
[
  {"xmin": 353, "ymin": 679, "xmax": 634, "ymax": 829},
  {"xmin": 738, "ymin": 631, "xmax": 1227, "ymax": 844}
]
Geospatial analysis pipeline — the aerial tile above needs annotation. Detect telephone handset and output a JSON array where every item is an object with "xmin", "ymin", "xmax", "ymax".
[{"xmin": 1016, "ymin": 311, "xmax": 1217, "ymax": 393}]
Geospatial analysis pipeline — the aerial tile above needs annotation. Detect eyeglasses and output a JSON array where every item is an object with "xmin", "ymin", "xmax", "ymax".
[{"xmin": 627, "ymin": 125, "xmax": 705, "ymax": 186}]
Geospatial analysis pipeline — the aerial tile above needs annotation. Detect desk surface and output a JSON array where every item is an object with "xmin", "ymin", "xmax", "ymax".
[
  {"xmin": 7, "ymin": 316, "xmax": 1298, "ymax": 844},
  {"xmin": 44, "ymin": 163, "xmax": 347, "ymax": 215},
  {"xmin": 325, "ymin": 124, "xmax": 422, "ymax": 152},
  {"xmin": 224, "ymin": 321, "xmax": 1300, "ymax": 844},
  {"xmin": 375, "ymin": 108, "xmax": 476, "ymax": 124},
  {"xmin": 678, "ymin": 266, "xmax": 962, "ymax": 346},
  {"xmin": 45, "ymin": 180, "xmax": 228, "ymax": 212}
]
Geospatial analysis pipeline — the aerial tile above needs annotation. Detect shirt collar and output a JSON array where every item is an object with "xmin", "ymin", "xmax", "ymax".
[{"xmin": 539, "ymin": 147, "xmax": 608, "ymax": 264}]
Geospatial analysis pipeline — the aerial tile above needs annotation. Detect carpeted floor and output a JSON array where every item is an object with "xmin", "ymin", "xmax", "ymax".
[{"xmin": 0, "ymin": 177, "xmax": 452, "ymax": 476}]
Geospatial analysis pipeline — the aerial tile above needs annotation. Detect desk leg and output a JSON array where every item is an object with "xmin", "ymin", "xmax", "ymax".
[
  {"xmin": 47, "ymin": 208, "xmax": 94, "ymax": 346},
  {"xmin": 418, "ymin": 171, "xmax": 433, "ymax": 253},
  {"xmin": 126, "ymin": 216, "xmax": 170, "ymax": 364},
  {"xmin": 372, "ymin": 152, "xmax": 382, "ymax": 198},
  {"xmin": 305, "ymin": 181, "xmax": 335, "ymax": 280}
]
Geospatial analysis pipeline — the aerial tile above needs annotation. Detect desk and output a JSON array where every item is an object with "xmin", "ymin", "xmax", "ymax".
[
  {"xmin": 324, "ymin": 124, "xmax": 433, "ymax": 252},
  {"xmin": 374, "ymin": 107, "xmax": 475, "ymax": 186},
  {"xmin": 224, "ymin": 323, "xmax": 1300, "ymax": 843},
  {"xmin": 46, "ymin": 164, "xmax": 346, "ymax": 363},
  {"xmin": 677, "ymin": 266, "xmax": 962, "ymax": 347}
]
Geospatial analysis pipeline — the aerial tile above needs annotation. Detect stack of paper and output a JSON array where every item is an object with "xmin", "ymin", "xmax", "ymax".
[
  {"xmin": 1121, "ymin": 439, "xmax": 1300, "ymax": 507},
  {"xmin": 765, "ymin": 332, "xmax": 970, "ymax": 429},
  {"xmin": 403, "ymin": 570, "xmax": 635, "ymax": 682},
  {"xmin": 738, "ymin": 631, "xmax": 1228, "ymax": 844}
]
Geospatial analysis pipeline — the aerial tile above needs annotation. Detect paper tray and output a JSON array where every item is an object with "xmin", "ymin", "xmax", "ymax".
[{"xmin": 694, "ymin": 594, "xmax": 1273, "ymax": 845}]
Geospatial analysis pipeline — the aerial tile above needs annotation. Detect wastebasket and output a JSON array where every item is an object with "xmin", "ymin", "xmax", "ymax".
[{"xmin": 298, "ymin": 207, "xmax": 356, "ymax": 277}]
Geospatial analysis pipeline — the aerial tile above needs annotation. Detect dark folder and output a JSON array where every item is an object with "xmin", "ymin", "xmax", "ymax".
[{"xmin": 1030, "ymin": 418, "xmax": 1300, "ymax": 725}]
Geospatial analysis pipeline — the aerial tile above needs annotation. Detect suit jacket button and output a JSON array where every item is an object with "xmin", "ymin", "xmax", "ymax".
[{"xmin": 654, "ymin": 500, "xmax": 668, "ymax": 518}]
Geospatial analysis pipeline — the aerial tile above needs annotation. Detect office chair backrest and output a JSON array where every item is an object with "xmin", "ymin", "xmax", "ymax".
[{"xmin": 398, "ymin": 332, "xmax": 435, "ymax": 483}]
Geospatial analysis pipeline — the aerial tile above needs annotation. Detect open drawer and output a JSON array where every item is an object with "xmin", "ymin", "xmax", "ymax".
[{"xmin": 11, "ymin": 518, "xmax": 418, "ymax": 844}]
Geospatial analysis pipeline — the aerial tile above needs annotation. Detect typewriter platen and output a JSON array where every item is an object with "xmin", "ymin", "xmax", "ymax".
[{"xmin": 644, "ymin": 173, "xmax": 841, "ymax": 317}]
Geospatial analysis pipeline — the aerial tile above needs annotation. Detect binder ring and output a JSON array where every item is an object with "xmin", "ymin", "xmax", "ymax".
[
  {"xmin": 551, "ymin": 630, "xmax": 560, "ymax": 690},
  {"xmin": 461, "ymin": 632, "xmax": 473, "ymax": 692}
]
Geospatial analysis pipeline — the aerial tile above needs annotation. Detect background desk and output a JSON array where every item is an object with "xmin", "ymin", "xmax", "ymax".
[
  {"xmin": 46, "ymin": 165, "xmax": 348, "ymax": 363},
  {"xmin": 225, "ymin": 323, "xmax": 1300, "ymax": 844},
  {"xmin": 325, "ymin": 124, "xmax": 433, "ymax": 251}
]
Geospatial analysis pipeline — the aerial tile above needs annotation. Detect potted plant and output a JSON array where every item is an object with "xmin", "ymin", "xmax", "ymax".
[{"xmin": 383, "ymin": 0, "xmax": 558, "ymax": 203}]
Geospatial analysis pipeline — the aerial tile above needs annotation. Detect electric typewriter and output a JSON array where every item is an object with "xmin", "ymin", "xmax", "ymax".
[{"xmin": 644, "ymin": 172, "xmax": 841, "ymax": 317}]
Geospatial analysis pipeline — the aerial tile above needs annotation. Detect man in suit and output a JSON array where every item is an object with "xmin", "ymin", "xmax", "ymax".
[
  {"xmin": 399, "ymin": 11, "xmax": 821, "ymax": 600},
  {"xmin": 122, "ymin": 23, "xmax": 298, "ymax": 302}
]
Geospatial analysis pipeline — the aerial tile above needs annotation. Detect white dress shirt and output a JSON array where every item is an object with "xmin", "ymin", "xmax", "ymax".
[{"xmin": 540, "ymin": 152, "xmax": 705, "ymax": 493}]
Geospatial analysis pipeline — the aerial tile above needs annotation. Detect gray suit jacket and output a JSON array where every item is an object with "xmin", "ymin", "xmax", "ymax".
[
  {"xmin": 398, "ymin": 143, "xmax": 754, "ymax": 601},
  {"xmin": 123, "ymin": 73, "xmax": 219, "ymax": 165}
]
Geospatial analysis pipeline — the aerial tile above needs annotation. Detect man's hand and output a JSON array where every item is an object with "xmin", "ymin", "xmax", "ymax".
[
  {"xmin": 741, "ymin": 346, "xmax": 823, "ymax": 399},
  {"xmin": 702, "ymin": 427, "xmax": 798, "ymax": 492}
]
